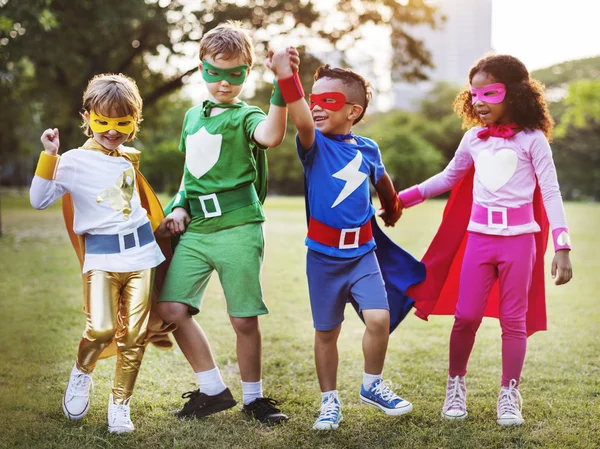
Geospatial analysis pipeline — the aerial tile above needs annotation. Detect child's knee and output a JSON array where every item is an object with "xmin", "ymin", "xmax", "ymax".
[
  {"xmin": 85, "ymin": 325, "xmax": 116, "ymax": 344},
  {"xmin": 157, "ymin": 301, "xmax": 189, "ymax": 324},
  {"xmin": 230, "ymin": 316, "xmax": 259, "ymax": 335},
  {"xmin": 363, "ymin": 309, "xmax": 390, "ymax": 334}
]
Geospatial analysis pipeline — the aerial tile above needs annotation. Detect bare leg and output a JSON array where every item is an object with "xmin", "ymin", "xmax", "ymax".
[
  {"xmin": 362, "ymin": 309, "xmax": 390, "ymax": 375},
  {"xmin": 158, "ymin": 302, "xmax": 216, "ymax": 373},
  {"xmin": 229, "ymin": 316, "xmax": 262, "ymax": 382},
  {"xmin": 314, "ymin": 325, "xmax": 342, "ymax": 392}
]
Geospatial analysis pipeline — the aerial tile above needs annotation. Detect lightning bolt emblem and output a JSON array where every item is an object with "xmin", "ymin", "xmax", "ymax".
[{"xmin": 331, "ymin": 151, "xmax": 367, "ymax": 208}]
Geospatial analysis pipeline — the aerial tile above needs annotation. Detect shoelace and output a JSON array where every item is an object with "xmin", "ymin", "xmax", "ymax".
[
  {"xmin": 181, "ymin": 389, "xmax": 201, "ymax": 400},
  {"xmin": 444, "ymin": 376, "xmax": 466, "ymax": 411},
  {"xmin": 69, "ymin": 373, "xmax": 93, "ymax": 397},
  {"xmin": 251, "ymin": 397, "xmax": 280, "ymax": 412},
  {"xmin": 111, "ymin": 403, "xmax": 132, "ymax": 425},
  {"xmin": 318, "ymin": 395, "xmax": 340, "ymax": 422},
  {"xmin": 498, "ymin": 379, "xmax": 523, "ymax": 416},
  {"xmin": 372, "ymin": 380, "xmax": 400, "ymax": 402}
]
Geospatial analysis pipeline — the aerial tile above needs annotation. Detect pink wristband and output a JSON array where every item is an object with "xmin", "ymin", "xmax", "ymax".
[
  {"xmin": 552, "ymin": 227, "xmax": 571, "ymax": 251},
  {"xmin": 398, "ymin": 185, "xmax": 424, "ymax": 208},
  {"xmin": 278, "ymin": 72, "xmax": 304, "ymax": 103}
]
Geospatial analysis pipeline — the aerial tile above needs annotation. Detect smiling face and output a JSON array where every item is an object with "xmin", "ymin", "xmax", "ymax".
[
  {"xmin": 86, "ymin": 108, "xmax": 132, "ymax": 150},
  {"xmin": 200, "ymin": 54, "xmax": 250, "ymax": 104},
  {"xmin": 471, "ymin": 71, "xmax": 512, "ymax": 125},
  {"xmin": 310, "ymin": 77, "xmax": 363, "ymax": 135}
]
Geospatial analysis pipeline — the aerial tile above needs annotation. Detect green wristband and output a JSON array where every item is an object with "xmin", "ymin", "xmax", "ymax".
[
  {"xmin": 171, "ymin": 190, "xmax": 190, "ymax": 214},
  {"xmin": 270, "ymin": 79, "xmax": 286, "ymax": 107}
]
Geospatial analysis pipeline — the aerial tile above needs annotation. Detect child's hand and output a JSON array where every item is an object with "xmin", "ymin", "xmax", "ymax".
[
  {"xmin": 155, "ymin": 217, "xmax": 174, "ymax": 238},
  {"xmin": 377, "ymin": 205, "xmax": 403, "ymax": 227},
  {"xmin": 41, "ymin": 128, "xmax": 60, "ymax": 156},
  {"xmin": 165, "ymin": 207, "xmax": 191, "ymax": 236},
  {"xmin": 551, "ymin": 249, "xmax": 573, "ymax": 285},
  {"xmin": 266, "ymin": 48, "xmax": 295, "ymax": 79}
]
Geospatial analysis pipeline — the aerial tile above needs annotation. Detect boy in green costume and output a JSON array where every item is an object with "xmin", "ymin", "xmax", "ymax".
[{"xmin": 158, "ymin": 21, "xmax": 293, "ymax": 423}]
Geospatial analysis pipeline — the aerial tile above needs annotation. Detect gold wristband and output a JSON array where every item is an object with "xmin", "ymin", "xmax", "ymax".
[{"xmin": 35, "ymin": 151, "xmax": 60, "ymax": 180}]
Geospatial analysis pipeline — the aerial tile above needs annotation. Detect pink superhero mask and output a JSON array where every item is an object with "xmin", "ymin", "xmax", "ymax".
[{"xmin": 470, "ymin": 83, "xmax": 506, "ymax": 105}]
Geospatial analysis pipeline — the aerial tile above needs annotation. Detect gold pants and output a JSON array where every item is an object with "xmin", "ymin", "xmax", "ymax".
[{"xmin": 77, "ymin": 269, "xmax": 153, "ymax": 404}]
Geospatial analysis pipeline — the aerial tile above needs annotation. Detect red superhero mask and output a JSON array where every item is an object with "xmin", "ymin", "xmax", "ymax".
[{"xmin": 309, "ymin": 92, "xmax": 352, "ymax": 111}]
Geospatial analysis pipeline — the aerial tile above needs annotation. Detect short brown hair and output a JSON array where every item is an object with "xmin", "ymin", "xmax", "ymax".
[
  {"xmin": 80, "ymin": 73, "xmax": 143, "ymax": 141},
  {"xmin": 199, "ymin": 21, "xmax": 255, "ymax": 67},
  {"xmin": 314, "ymin": 65, "xmax": 372, "ymax": 125}
]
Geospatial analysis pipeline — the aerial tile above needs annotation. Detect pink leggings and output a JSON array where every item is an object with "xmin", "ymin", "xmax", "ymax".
[{"xmin": 449, "ymin": 232, "xmax": 536, "ymax": 387}]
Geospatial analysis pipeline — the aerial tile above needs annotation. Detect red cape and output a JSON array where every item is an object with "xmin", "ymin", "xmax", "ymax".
[{"xmin": 406, "ymin": 167, "xmax": 549, "ymax": 336}]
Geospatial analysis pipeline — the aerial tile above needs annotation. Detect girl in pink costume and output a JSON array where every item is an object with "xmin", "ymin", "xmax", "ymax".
[{"xmin": 398, "ymin": 55, "xmax": 573, "ymax": 425}]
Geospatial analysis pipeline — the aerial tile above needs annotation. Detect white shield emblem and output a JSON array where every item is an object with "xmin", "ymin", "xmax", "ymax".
[
  {"xmin": 475, "ymin": 148, "xmax": 518, "ymax": 192},
  {"xmin": 185, "ymin": 127, "xmax": 223, "ymax": 179}
]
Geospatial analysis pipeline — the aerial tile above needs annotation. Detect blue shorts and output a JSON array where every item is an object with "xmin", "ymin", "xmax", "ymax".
[{"xmin": 306, "ymin": 249, "xmax": 389, "ymax": 331}]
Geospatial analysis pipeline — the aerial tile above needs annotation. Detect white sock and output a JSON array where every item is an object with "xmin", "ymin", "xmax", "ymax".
[
  {"xmin": 363, "ymin": 372, "xmax": 382, "ymax": 390},
  {"xmin": 195, "ymin": 367, "xmax": 226, "ymax": 396},
  {"xmin": 241, "ymin": 380, "xmax": 263, "ymax": 405},
  {"xmin": 321, "ymin": 390, "xmax": 339, "ymax": 402}
]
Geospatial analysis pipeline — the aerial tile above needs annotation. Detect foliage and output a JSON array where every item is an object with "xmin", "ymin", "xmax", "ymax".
[
  {"xmin": 1, "ymin": 0, "xmax": 442, "ymax": 186},
  {"xmin": 531, "ymin": 56, "xmax": 600, "ymax": 88},
  {"xmin": 555, "ymin": 79, "xmax": 600, "ymax": 138}
]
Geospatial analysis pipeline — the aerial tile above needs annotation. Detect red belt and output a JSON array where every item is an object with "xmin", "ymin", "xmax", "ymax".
[{"xmin": 307, "ymin": 217, "xmax": 373, "ymax": 249}]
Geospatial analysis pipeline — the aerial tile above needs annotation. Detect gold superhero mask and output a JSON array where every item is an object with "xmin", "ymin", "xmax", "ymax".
[{"xmin": 89, "ymin": 110, "xmax": 135, "ymax": 135}]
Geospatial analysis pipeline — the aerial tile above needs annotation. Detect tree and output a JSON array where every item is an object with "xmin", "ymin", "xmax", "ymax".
[
  {"xmin": 1, "ymin": 0, "xmax": 442, "ymax": 175},
  {"xmin": 555, "ymin": 79, "xmax": 600, "ymax": 138}
]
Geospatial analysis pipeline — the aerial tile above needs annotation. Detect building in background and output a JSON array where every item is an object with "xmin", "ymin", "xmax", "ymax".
[{"xmin": 392, "ymin": 0, "xmax": 492, "ymax": 110}]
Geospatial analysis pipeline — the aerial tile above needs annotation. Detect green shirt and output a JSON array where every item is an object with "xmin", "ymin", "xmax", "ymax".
[{"xmin": 180, "ymin": 101, "xmax": 267, "ymax": 234}]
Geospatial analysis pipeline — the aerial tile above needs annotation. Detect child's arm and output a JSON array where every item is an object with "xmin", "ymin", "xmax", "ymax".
[
  {"xmin": 30, "ymin": 128, "xmax": 70, "ymax": 209},
  {"xmin": 164, "ymin": 175, "xmax": 191, "ymax": 236},
  {"xmin": 530, "ymin": 135, "xmax": 573, "ymax": 285},
  {"xmin": 252, "ymin": 51, "xmax": 299, "ymax": 148},
  {"xmin": 268, "ymin": 47, "xmax": 315, "ymax": 151},
  {"xmin": 398, "ymin": 132, "xmax": 474, "ymax": 208},
  {"xmin": 375, "ymin": 172, "xmax": 403, "ymax": 227}
]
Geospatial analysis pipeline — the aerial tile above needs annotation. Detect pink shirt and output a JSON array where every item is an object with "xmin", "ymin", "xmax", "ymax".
[{"xmin": 417, "ymin": 127, "xmax": 569, "ymax": 238}]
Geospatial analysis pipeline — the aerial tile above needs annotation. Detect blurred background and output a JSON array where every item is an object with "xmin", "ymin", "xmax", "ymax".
[{"xmin": 1, "ymin": 0, "xmax": 598, "ymax": 201}]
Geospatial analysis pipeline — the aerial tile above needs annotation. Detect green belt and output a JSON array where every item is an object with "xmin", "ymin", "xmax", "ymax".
[{"xmin": 189, "ymin": 184, "xmax": 259, "ymax": 218}]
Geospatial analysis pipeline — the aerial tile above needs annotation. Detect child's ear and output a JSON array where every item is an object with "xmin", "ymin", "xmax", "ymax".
[
  {"xmin": 198, "ymin": 62, "xmax": 203, "ymax": 72},
  {"xmin": 348, "ymin": 104, "xmax": 363, "ymax": 122}
]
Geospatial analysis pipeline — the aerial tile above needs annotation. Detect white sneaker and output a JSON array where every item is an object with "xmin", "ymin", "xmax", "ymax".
[
  {"xmin": 62, "ymin": 364, "xmax": 93, "ymax": 421},
  {"xmin": 442, "ymin": 375, "xmax": 467, "ymax": 420},
  {"xmin": 313, "ymin": 393, "xmax": 343, "ymax": 430},
  {"xmin": 497, "ymin": 379, "xmax": 524, "ymax": 426},
  {"xmin": 108, "ymin": 393, "xmax": 135, "ymax": 434}
]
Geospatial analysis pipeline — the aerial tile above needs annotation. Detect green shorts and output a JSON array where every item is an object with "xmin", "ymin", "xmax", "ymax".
[{"xmin": 158, "ymin": 222, "xmax": 268, "ymax": 317}]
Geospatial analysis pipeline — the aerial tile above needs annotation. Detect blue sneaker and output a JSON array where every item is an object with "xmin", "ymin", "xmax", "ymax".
[
  {"xmin": 359, "ymin": 379, "xmax": 413, "ymax": 416},
  {"xmin": 313, "ymin": 393, "xmax": 343, "ymax": 430}
]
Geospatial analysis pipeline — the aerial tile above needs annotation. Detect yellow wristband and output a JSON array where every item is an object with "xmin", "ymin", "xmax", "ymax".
[{"xmin": 35, "ymin": 151, "xmax": 60, "ymax": 180}]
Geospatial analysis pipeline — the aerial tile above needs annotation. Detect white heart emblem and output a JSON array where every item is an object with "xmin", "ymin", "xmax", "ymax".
[
  {"xmin": 185, "ymin": 127, "xmax": 223, "ymax": 179},
  {"xmin": 475, "ymin": 148, "xmax": 518, "ymax": 192}
]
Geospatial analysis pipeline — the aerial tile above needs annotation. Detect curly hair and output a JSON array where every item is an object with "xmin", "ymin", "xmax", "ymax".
[
  {"xmin": 314, "ymin": 65, "xmax": 372, "ymax": 125},
  {"xmin": 453, "ymin": 54, "xmax": 554, "ymax": 140}
]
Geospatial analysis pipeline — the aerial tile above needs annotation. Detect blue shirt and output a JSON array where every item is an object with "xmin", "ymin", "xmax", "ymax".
[{"xmin": 297, "ymin": 130, "xmax": 386, "ymax": 258}]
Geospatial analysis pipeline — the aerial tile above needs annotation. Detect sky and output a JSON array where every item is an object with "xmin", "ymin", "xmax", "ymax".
[{"xmin": 491, "ymin": 0, "xmax": 600, "ymax": 70}]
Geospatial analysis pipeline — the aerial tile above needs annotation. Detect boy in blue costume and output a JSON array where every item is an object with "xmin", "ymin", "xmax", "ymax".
[{"xmin": 269, "ymin": 49, "xmax": 424, "ymax": 430}]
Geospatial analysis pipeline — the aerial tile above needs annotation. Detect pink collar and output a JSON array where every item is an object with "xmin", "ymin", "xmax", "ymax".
[{"xmin": 477, "ymin": 123, "xmax": 518, "ymax": 140}]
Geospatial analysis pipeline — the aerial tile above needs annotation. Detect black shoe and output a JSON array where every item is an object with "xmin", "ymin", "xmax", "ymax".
[
  {"xmin": 241, "ymin": 397, "xmax": 288, "ymax": 424},
  {"xmin": 174, "ymin": 388, "xmax": 237, "ymax": 419}
]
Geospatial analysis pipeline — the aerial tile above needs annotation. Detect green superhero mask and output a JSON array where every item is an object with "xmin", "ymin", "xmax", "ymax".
[{"xmin": 201, "ymin": 60, "xmax": 249, "ymax": 85}]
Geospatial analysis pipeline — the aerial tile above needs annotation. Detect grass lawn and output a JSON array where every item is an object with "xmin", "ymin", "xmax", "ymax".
[{"xmin": 0, "ymin": 190, "xmax": 598, "ymax": 449}]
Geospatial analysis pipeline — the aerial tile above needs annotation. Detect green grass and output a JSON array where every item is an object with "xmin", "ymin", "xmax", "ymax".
[{"xmin": 0, "ymin": 192, "xmax": 599, "ymax": 449}]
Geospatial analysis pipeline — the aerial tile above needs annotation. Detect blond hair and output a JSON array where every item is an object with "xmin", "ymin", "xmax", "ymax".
[
  {"xmin": 80, "ymin": 73, "xmax": 143, "ymax": 141},
  {"xmin": 199, "ymin": 21, "xmax": 254, "ymax": 67}
]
